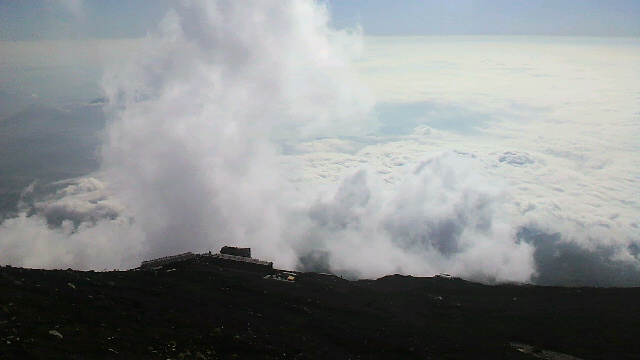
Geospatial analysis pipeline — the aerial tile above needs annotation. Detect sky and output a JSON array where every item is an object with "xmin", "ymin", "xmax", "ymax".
[
  {"xmin": 0, "ymin": 0, "xmax": 639, "ymax": 40},
  {"xmin": 0, "ymin": 1, "xmax": 639, "ymax": 286}
]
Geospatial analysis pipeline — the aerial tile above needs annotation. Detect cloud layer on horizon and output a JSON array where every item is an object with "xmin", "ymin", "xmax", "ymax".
[
  {"xmin": 291, "ymin": 36, "xmax": 640, "ymax": 284},
  {"xmin": 0, "ymin": 2, "xmax": 638, "ymax": 286}
]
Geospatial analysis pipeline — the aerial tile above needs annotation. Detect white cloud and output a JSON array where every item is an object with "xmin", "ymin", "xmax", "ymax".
[
  {"xmin": 98, "ymin": 0, "xmax": 375, "ymax": 265},
  {"xmin": 293, "ymin": 151, "xmax": 535, "ymax": 282},
  {"xmin": 325, "ymin": 35, "xmax": 640, "ymax": 283},
  {"xmin": 0, "ymin": 177, "xmax": 144, "ymax": 270},
  {"xmin": 1, "ymin": 4, "xmax": 638, "ymax": 286}
]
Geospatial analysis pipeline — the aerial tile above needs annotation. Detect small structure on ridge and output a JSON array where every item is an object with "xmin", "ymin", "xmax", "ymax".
[
  {"xmin": 209, "ymin": 247, "xmax": 272, "ymax": 274},
  {"xmin": 220, "ymin": 246, "xmax": 251, "ymax": 258},
  {"xmin": 138, "ymin": 247, "xmax": 273, "ymax": 274},
  {"xmin": 140, "ymin": 252, "xmax": 196, "ymax": 269}
]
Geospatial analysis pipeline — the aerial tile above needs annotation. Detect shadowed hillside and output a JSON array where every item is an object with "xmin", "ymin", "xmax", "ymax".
[{"xmin": 1, "ymin": 256, "xmax": 638, "ymax": 359}]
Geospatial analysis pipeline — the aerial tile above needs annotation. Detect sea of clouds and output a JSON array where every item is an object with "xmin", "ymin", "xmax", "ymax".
[{"xmin": 1, "ymin": 0, "xmax": 638, "ymax": 286}]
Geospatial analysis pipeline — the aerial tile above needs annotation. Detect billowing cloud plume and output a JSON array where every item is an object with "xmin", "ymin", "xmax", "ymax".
[
  {"xmin": 0, "ymin": 178, "xmax": 143, "ymax": 270},
  {"xmin": 99, "ymin": 0, "xmax": 374, "ymax": 262},
  {"xmin": 293, "ymin": 152, "xmax": 534, "ymax": 282},
  {"xmin": 6, "ymin": 0, "xmax": 636, "ymax": 286},
  {"xmin": 0, "ymin": 0, "xmax": 378, "ymax": 271}
]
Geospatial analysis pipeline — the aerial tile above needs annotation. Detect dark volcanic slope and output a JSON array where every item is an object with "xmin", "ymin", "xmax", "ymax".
[{"xmin": 1, "ymin": 258, "xmax": 638, "ymax": 360}]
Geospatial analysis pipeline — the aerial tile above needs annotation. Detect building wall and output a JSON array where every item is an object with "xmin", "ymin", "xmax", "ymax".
[
  {"xmin": 220, "ymin": 247, "xmax": 251, "ymax": 258},
  {"xmin": 140, "ymin": 252, "xmax": 196, "ymax": 268}
]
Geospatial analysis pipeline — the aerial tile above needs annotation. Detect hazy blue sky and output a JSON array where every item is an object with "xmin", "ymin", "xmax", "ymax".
[
  {"xmin": 327, "ymin": 0, "xmax": 640, "ymax": 36},
  {"xmin": 1, "ymin": 0, "xmax": 638, "ymax": 41}
]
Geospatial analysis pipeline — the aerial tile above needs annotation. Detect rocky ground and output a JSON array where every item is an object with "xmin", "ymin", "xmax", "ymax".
[{"xmin": 1, "ymin": 256, "xmax": 638, "ymax": 359}]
